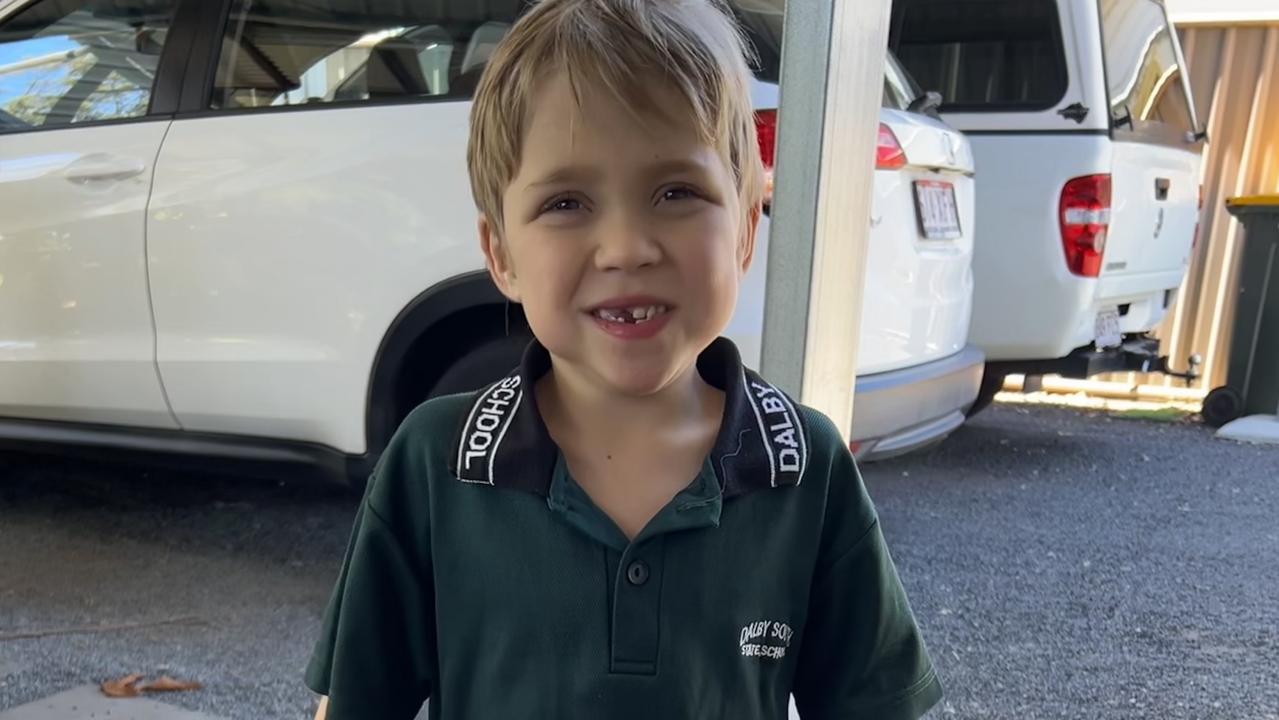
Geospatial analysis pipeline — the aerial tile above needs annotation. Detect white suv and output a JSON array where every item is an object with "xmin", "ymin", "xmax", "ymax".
[
  {"xmin": 0, "ymin": 0, "xmax": 977, "ymax": 479},
  {"xmin": 889, "ymin": 0, "xmax": 1205, "ymax": 413},
  {"xmin": 738, "ymin": 3, "xmax": 982, "ymax": 460}
]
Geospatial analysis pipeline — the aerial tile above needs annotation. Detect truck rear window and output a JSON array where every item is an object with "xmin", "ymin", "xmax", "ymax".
[{"xmin": 888, "ymin": 0, "xmax": 1068, "ymax": 112}]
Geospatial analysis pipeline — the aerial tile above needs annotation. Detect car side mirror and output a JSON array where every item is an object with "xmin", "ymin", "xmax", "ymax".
[{"xmin": 907, "ymin": 90, "xmax": 943, "ymax": 119}]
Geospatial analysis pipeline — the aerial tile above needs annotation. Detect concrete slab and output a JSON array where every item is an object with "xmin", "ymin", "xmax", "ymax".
[
  {"xmin": 1216, "ymin": 414, "xmax": 1279, "ymax": 445},
  {"xmin": 0, "ymin": 685, "xmax": 226, "ymax": 720}
]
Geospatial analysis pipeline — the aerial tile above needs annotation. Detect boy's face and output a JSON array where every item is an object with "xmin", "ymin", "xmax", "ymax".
[{"xmin": 481, "ymin": 71, "xmax": 760, "ymax": 397}]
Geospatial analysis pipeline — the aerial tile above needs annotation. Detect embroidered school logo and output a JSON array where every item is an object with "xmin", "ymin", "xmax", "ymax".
[
  {"xmin": 744, "ymin": 376, "xmax": 808, "ymax": 485},
  {"xmin": 457, "ymin": 375, "xmax": 523, "ymax": 483},
  {"xmin": 739, "ymin": 620, "xmax": 793, "ymax": 660}
]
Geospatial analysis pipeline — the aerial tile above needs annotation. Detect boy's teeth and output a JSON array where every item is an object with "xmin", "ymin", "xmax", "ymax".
[{"xmin": 596, "ymin": 305, "xmax": 667, "ymax": 323}]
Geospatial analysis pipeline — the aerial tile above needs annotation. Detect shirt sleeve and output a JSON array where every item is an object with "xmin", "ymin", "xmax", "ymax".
[
  {"xmin": 304, "ymin": 478, "xmax": 437, "ymax": 719},
  {"xmin": 792, "ymin": 419, "xmax": 942, "ymax": 720}
]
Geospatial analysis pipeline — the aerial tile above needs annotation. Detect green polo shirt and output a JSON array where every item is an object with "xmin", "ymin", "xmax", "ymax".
[{"xmin": 305, "ymin": 338, "xmax": 941, "ymax": 719}]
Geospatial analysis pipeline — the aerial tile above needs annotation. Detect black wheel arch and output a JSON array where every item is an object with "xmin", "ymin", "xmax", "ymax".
[{"xmin": 362, "ymin": 272, "xmax": 520, "ymax": 468}]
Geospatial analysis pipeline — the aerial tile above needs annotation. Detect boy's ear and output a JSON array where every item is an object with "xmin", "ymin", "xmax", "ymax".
[
  {"xmin": 738, "ymin": 202, "xmax": 762, "ymax": 275},
  {"xmin": 479, "ymin": 215, "xmax": 521, "ymax": 302}
]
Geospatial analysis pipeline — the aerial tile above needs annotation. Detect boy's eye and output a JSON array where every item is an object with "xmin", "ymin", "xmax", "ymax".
[
  {"xmin": 659, "ymin": 186, "xmax": 698, "ymax": 203},
  {"xmin": 542, "ymin": 195, "xmax": 583, "ymax": 214}
]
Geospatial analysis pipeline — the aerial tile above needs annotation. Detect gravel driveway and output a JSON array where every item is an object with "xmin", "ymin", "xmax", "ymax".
[{"xmin": 1, "ymin": 403, "xmax": 1276, "ymax": 719}]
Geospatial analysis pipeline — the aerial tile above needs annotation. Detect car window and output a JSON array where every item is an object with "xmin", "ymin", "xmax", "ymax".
[
  {"xmin": 728, "ymin": 0, "xmax": 910, "ymax": 112},
  {"xmin": 726, "ymin": 0, "xmax": 783, "ymax": 84},
  {"xmin": 210, "ymin": 0, "xmax": 523, "ymax": 110},
  {"xmin": 1099, "ymin": 0, "xmax": 1196, "ymax": 136},
  {"xmin": 883, "ymin": 52, "xmax": 920, "ymax": 110},
  {"xmin": 0, "ymin": 0, "xmax": 178, "ymax": 132},
  {"xmin": 889, "ymin": 0, "xmax": 1068, "ymax": 112}
]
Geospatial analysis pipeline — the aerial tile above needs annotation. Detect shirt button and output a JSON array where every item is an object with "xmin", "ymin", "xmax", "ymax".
[{"xmin": 626, "ymin": 560, "xmax": 650, "ymax": 586}]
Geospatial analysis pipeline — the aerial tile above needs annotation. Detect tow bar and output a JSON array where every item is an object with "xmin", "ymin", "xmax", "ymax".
[
  {"xmin": 996, "ymin": 335, "xmax": 1203, "ymax": 384},
  {"xmin": 1114, "ymin": 336, "xmax": 1202, "ymax": 384},
  {"xmin": 1153, "ymin": 352, "xmax": 1202, "ymax": 384}
]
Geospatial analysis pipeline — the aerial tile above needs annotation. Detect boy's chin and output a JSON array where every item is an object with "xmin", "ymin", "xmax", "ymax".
[
  {"xmin": 584, "ymin": 347, "xmax": 700, "ymax": 398},
  {"xmin": 592, "ymin": 359, "xmax": 683, "ymax": 398},
  {"xmin": 542, "ymin": 326, "xmax": 711, "ymax": 396}
]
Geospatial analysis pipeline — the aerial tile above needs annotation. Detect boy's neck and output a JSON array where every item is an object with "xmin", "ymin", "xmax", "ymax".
[{"xmin": 536, "ymin": 356, "xmax": 724, "ymax": 450}]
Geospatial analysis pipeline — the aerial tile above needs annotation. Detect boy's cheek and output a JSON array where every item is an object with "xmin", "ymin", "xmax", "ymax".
[{"xmin": 520, "ymin": 301, "xmax": 576, "ymax": 355}]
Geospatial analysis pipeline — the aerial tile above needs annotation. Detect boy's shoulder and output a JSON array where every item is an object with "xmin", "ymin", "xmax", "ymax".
[
  {"xmin": 378, "ymin": 377, "xmax": 535, "ymax": 488},
  {"xmin": 368, "ymin": 391, "xmax": 478, "ymax": 491},
  {"xmin": 391, "ymin": 390, "xmax": 480, "ymax": 461},
  {"xmin": 353, "ymin": 391, "xmax": 479, "ymax": 544},
  {"xmin": 716, "ymin": 359, "xmax": 861, "ymax": 499},
  {"xmin": 738, "ymin": 366, "xmax": 849, "ymax": 464},
  {"xmin": 794, "ymin": 402, "xmax": 848, "ymax": 459}
]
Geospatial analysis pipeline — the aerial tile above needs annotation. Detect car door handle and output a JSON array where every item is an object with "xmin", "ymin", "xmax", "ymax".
[
  {"xmin": 1155, "ymin": 177, "xmax": 1170, "ymax": 201},
  {"xmin": 62, "ymin": 154, "xmax": 147, "ymax": 183}
]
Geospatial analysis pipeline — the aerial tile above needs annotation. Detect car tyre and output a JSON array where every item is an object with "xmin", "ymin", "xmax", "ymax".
[
  {"xmin": 429, "ymin": 330, "xmax": 533, "ymax": 398},
  {"xmin": 1201, "ymin": 386, "xmax": 1243, "ymax": 428},
  {"xmin": 965, "ymin": 368, "xmax": 1006, "ymax": 418}
]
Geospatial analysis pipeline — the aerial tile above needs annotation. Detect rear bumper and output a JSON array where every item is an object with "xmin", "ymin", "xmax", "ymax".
[
  {"xmin": 975, "ymin": 271, "xmax": 1184, "ymax": 362},
  {"xmin": 851, "ymin": 345, "xmax": 985, "ymax": 462}
]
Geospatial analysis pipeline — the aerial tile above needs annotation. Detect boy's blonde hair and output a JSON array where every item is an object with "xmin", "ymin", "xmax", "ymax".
[{"xmin": 467, "ymin": 0, "xmax": 765, "ymax": 230}]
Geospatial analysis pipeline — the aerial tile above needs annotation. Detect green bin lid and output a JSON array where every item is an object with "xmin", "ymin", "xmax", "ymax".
[
  {"xmin": 1226, "ymin": 195, "xmax": 1279, "ymax": 217},
  {"xmin": 1227, "ymin": 195, "xmax": 1279, "ymax": 207}
]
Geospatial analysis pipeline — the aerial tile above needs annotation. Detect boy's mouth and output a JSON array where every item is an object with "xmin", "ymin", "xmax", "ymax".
[{"xmin": 591, "ymin": 304, "xmax": 670, "ymax": 325}]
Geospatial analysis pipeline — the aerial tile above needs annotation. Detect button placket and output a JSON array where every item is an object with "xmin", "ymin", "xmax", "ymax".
[{"xmin": 609, "ymin": 536, "xmax": 665, "ymax": 675}]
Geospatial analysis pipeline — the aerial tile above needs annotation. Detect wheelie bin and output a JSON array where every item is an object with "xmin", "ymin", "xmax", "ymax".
[{"xmin": 1202, "ymin": 196, "xmax": 1279, "ymax": 427}]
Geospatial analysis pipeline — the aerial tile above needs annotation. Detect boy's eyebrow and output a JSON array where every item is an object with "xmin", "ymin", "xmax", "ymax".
[
  {"xmin": 644, "ymin": 157, "xmax": 716, "ymax": 179},
  {"xmin": 524, "ymin": 165, "xmax": 602, "ymax": 190}
]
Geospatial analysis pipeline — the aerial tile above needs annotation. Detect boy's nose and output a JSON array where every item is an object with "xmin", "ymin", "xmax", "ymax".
[{"xmin": 593, "ymin": 214, "xmax": 663, "ymax": 271}]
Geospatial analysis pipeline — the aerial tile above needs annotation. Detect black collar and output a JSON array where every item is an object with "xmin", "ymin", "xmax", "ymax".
[{"xmin": 447, "ymin": 337, "xmax": 810, "ymax": 498}]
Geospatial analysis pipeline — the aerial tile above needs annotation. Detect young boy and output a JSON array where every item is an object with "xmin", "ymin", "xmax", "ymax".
[{"xmin": 306, "ymin": 0, "xmax": 942, "ymax": 718}]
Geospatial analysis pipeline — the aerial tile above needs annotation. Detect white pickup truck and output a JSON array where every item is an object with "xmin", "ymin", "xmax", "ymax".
[{"xmin": 890, "ymin": 0, "xmax": 1206, "ymax": 413}]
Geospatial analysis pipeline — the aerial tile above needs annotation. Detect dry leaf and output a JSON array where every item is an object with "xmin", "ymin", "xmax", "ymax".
[
  {"xmin": 140, "ymin": 675, "xmax": 203, "ymax": 693},
  {"xmin": 101, "ymin": 673, "xmax": 145, "ymax": 698}
]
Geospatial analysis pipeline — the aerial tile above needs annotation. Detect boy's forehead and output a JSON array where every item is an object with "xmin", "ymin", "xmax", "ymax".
[{"xmin": 521, "ymin": 70, "xmax": 707, "ymax": 162}]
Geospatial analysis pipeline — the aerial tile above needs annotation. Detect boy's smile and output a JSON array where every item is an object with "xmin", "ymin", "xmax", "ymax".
[
  {"xmin": 586, "ymin": 294, "xmax": 674, "ymax": 340},
  {"xmin": 481, "ymin": 70, "xmax": 760, "ymax": 397}
]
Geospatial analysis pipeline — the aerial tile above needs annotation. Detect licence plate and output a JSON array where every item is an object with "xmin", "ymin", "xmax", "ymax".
[
  {"xmin": 1095, "ymin": 308, "xmax": 1122, "ymax": 349},
  {"xmin": 912, "ymin": 180, "xmax": 962, "ymax": 240}
]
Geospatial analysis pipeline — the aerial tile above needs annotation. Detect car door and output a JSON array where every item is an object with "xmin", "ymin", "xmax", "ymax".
[
  {"xmin": 147, "ymin": 0, "xmax": 515, "ymax": 453},
  {"xmin": 0, "ymin": 0, "xmax": 182, "ymax": 427},
  {"xmin": 1096, "ymin": 0, "xmax": 1202, "ymax": 281}
]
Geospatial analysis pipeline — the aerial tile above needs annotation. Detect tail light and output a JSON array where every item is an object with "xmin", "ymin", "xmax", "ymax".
[
  {"xmin": 754, "ymin": 115, "xmax": 909, "ymax": 200},
  {"xmin": 876, "ymin": 123, "xmax": 906, "ymax": 170},
  {"xmin": 755, "ymin": 109, "xmax": 777, "ymax": 206},
  {"xmin": 1059, "ymin": 174, "xmax": 1112, "ymax": 278}
]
